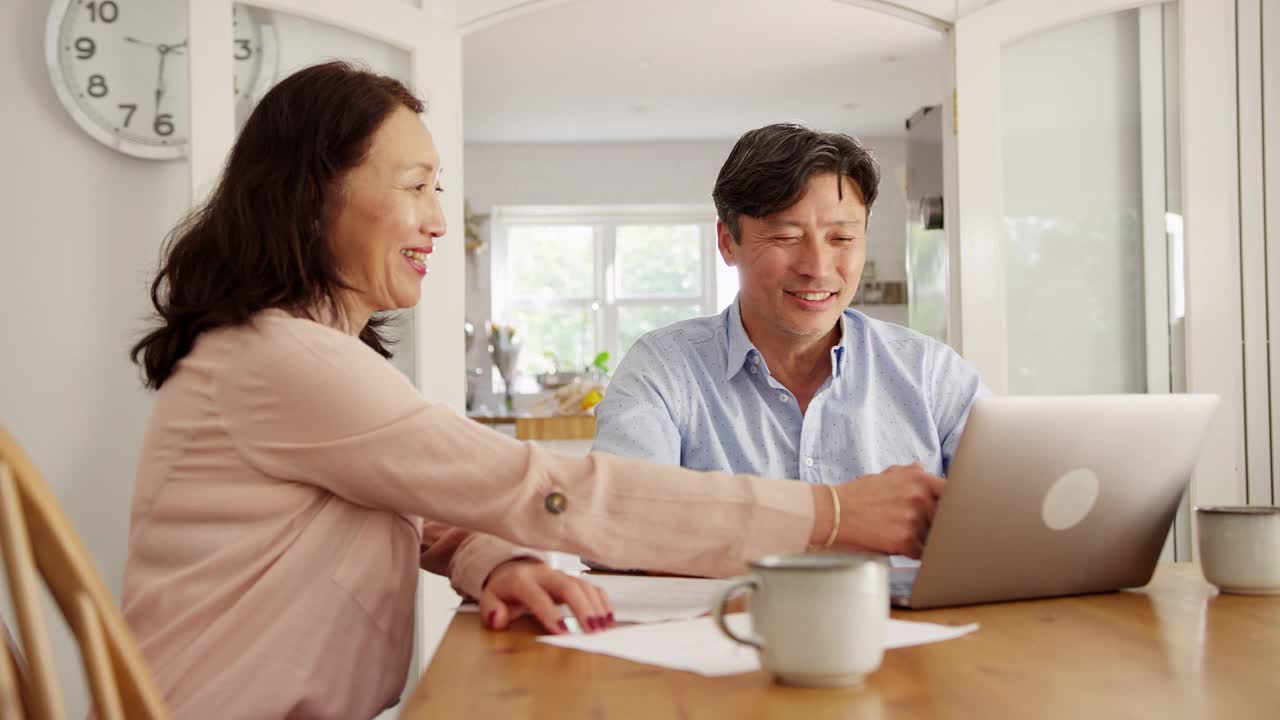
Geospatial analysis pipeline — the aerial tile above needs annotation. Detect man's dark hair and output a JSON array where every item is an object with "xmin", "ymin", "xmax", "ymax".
[
  {"xmin": 712, "ymin": 122, "xmax": 880, "ymax": 242},
  {"xmin": 131, "ymin": 61, "xmax": 423, "ymax": 389}
]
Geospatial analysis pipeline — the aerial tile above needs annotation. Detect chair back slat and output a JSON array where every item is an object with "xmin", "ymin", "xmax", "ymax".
[
  {"xmin": 69, "ymin": 593, "xmax": 124, "ymax": 720},
  {"xmin": 0, "ymin": 462, "xmax": 64, "ymax": 720},
  {"xmin": 0, "ymin": 428, "xmax": 169, "ymax": 719},
  {"xmin": 1, "ymin": 621, "xmax": 30, "ymax": 718}
]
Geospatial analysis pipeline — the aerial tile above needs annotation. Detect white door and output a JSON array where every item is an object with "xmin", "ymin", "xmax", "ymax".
[
  {"xmin": 950, "ymin": 0, "xmax": 1243, "ymax": 558},
  {"xmin": 186, "ymin": 0, "xmax": 466, "ymax": 686}
]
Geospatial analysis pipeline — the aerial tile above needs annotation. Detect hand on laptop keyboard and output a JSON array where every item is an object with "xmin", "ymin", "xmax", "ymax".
[{"xmin": 831, "ymin": 463, "xmax": 945, "ymax": 559}]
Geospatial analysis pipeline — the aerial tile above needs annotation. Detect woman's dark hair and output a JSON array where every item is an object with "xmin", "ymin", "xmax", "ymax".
[
  {"xmin": 130, "ymin": 61, "xmax": 424, "ymax": 389},
  {"xmin": 712, "ymin": 122, "xmax": 880, "ymax": 242}
]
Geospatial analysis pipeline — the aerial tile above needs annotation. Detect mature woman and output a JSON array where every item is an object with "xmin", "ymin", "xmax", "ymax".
[{"xmin": 123, "ymin": 62, "xmax": 936, "ymax": 718}]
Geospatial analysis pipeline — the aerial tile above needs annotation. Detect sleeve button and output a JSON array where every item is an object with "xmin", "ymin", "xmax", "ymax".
[{"xmin": 544, "ymin": 492, "xmax": 567, "ymax": 514}]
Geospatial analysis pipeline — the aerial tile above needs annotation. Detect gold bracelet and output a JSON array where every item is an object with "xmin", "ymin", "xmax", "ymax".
[{"xmin": 822, "ymin": 484, "xmax": 841, "ymax": 549}]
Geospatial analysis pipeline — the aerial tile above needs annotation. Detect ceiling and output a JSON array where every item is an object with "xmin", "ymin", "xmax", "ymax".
[{"xmin": 461, "ymin": 0, "xmax": 948, "ymax": 143}]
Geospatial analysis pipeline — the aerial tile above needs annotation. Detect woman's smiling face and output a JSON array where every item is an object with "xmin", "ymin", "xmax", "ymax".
[{"xmin": 328, "ymin": 106, "xmax": 447, "ymax": 326}]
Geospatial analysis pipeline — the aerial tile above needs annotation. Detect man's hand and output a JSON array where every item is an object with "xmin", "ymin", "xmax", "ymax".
[
  {"xmin": 479, "ymin": 558, "xmax": 614, "ymax": 634},
  {"xmin": 833, "ymin": 463, "xmax": 945, "ymax": 558}
]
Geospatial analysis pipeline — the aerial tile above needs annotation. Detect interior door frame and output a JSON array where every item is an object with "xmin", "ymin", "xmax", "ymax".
[{"xmin": 950, "ymin": 0, "xmax": 1245, "ymax": 560}]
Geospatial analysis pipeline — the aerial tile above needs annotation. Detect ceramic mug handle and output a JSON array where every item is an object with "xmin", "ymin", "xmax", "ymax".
[{"xmin": 712, "ymin": 575, "xmax": 765, "ymax": 650}]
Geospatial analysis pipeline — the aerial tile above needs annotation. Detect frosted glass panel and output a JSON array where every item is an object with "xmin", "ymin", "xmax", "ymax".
[
  {"xmin": 999, "ymin": 8, "xmax": 1175, "ymax": 395},
  {"xmin": 265, "ymin": 10, "xmax": 410, "ymax": 85},
  {"xmin": 233, "ymin": 9, "xmax": 412, "ymax": 131}
]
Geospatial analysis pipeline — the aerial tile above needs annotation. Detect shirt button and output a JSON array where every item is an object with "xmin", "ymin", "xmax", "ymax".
[
  {"xmin": 804, "ymin": 457, "xmax": 815, "ymax": 467},
  {"xmin": 750, "ymin": 367, "xmax": 758, "ymax": 375},
  {"xmin": 753, "ymin": 356, "xmax": 761, "ymax": 365},
  {"xmin": 778, "ymin": 393, "xmax": 788, "ymax": 403},
  {"xmin": 544, "ymin": 492, "xmax": 567, "ymax": 514}
]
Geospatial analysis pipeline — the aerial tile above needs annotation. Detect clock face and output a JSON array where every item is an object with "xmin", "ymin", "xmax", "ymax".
[{"xmin": 46, "ymin": 0, "xmax": 277, "ymax": 160}]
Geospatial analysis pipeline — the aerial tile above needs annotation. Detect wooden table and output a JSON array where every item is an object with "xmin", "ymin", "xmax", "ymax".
[
  {"xmin": 403, "ymin": 564, "xmax": 1280, "ymax": 719},
  {"xmin": 466, "ymin": 414, "xmax": 597, "ymax": 439}
]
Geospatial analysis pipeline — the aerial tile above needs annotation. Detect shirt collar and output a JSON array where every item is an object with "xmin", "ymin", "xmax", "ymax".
[
  {"xmin": 724, "ymin": 299, "xmax": 756, "ymax": 381},
  {"xmin": 724, "ymin": 299, "xmax": 850, "ymax": 381},
  {"xmin": 830, "ymin": 311, "xmax": 849, "ymax": 378}
]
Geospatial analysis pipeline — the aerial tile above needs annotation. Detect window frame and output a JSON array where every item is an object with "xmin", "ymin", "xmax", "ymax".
[{"xmin": 490, "ymin": 204, "xmax": 723, "ymax": 387}]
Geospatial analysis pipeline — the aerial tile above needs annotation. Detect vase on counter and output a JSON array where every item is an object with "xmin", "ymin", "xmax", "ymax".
[
  {"xmin": 489, "ymin": 323, "xmax": 521, "ymax": 413},
  {"xmin": 463, "ymin": 367, "xmax": 483, "ymax": 412}
]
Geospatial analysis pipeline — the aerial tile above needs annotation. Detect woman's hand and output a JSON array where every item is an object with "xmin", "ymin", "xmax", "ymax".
[
  {"xmin": 479, "ymin": 558, "xmax": 615, "ymax": 635},
  {"xmin": 822, "ymin": 463, "xmax": 946, "ymax": 558}
]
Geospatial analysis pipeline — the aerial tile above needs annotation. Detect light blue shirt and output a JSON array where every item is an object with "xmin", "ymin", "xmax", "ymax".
[{"xmin": 592, "ymin": 300, "xmax": 989, "ymax": 484}]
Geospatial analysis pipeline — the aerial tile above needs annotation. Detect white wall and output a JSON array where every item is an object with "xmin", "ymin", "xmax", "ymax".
[
  {"xmin": 463, "ymin": 137, "xmax": 910, "ymax": 406},
  {"xmin": 0, "ymin": 2, "xmax": 189, "ymax": 715}
]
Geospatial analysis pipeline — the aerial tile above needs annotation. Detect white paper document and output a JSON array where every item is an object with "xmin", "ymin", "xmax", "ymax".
[
  {"xmin": 457, "ymin": 574, "xmax": 736, "ymax": 624},
  {"xmin": 581, "ymin": 574, "xmax": 737, "ymax": 622},
  {"xmin": 537, "ymin": 613, "xmax": 979, "ymax": 677}
]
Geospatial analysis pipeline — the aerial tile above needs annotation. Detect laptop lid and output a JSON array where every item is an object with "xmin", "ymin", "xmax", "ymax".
[{"xmin": 899, "ymin": 393, "xmax": 1218, "ymax": 609}]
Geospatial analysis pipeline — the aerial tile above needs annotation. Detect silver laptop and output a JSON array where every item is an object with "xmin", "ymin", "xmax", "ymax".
[{"xmin": 891, "ymin": 393, "xmax": 1219, "ymax": 609}]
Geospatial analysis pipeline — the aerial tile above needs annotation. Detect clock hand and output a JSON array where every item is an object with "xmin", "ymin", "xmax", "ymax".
[
  {"xmin": 154, "ymin": 47, "xmax": 168, "ymax": 114},
  {"xmin": 124, "ymin": 36, "xmax": 159, "ymax": 50},
  {"xmin": 151, "ymin": 40, "xmax": 187, "ymax": 114}
]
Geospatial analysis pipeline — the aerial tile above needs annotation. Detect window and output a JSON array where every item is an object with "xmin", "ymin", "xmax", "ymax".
[{"xmin": 491, "ymin": 205, "xmax": 738, "ymax": 391}]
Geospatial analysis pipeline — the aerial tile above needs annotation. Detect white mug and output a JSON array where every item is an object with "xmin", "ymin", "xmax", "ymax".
[
  {"xmin": 712, "ymin": 552, "xmax": 888, "ymax": 687},
  {"xmin": 1195, "ymin": 505, "xmax": 1280, "ymax": 595}
]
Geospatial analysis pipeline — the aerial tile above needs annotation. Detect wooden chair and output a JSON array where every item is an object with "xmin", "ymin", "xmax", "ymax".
[
  {"xmin": 2, "ymin": 620, "xmax": 32, "ymax": 718},
  {"xmin": 0, "ymin": 426, "xmax": 168, "ymax": 719}
]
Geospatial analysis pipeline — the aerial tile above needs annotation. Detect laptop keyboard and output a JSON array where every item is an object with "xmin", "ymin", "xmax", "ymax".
[{"xmin": 890, "ymin": 567, "xmax": 919, "ymax": 598}]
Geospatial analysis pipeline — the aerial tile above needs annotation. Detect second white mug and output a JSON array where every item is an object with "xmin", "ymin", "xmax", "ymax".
[{"xmin": 1196, "ymin": 505, "xmax": 1280, "ymax": 594}]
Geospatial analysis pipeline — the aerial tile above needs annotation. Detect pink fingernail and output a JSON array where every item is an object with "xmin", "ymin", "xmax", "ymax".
[{"xmin": 557, "ymin": 618, "xmax": 568, "ymax": 633}]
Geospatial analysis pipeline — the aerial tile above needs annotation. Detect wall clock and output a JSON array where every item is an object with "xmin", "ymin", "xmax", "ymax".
[{"xmin": 45, "ymin": 0, "xmax": 278, "ymax": 159}]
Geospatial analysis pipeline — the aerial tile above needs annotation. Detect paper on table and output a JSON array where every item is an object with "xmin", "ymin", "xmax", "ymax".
[
  {"xmin": 537, "ymin": 613, "xmax": 979, "ymax": 677},
  {"xmin": 457, "ymin": 574, "xmax": 736, "ymax": 624},
  {"xmin": 583, "ymin": 574, "xmax": 736, "ymax": 622},
  {"xmin": 539, "ymin": 613, "xmax": 760, "ymax": 676}
]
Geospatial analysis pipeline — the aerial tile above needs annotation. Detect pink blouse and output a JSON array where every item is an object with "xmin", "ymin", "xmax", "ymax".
[{"xmin": 121, "ymin": 310, "xmax": 813, "ymax": 718}]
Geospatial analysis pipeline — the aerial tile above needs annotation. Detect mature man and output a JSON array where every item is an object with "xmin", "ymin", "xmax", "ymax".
[{"xmin": 592, "ymin": 123, "xmax": 987, "ymax": 558}]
